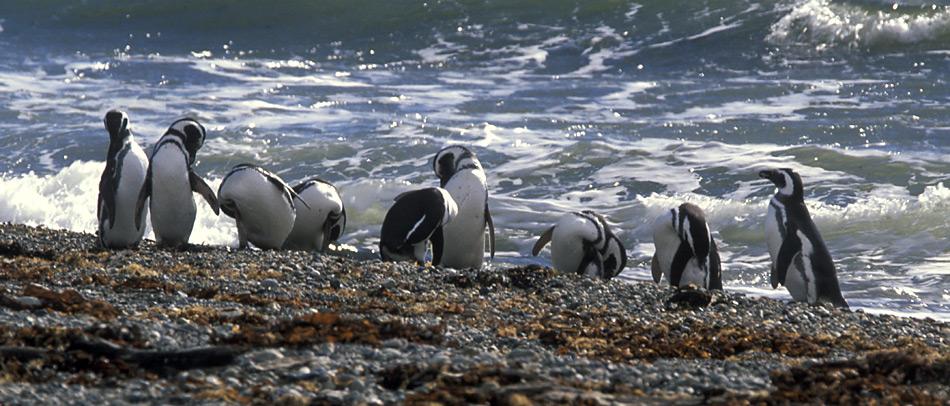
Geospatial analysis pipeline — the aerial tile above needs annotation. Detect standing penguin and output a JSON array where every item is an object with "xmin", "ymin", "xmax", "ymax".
[
  {"xmin": 97, "ymin": 110, "xmax": 149, "ymax": 248},
  {"xmin": 218, "ymin": 164, "xmax": 301, "ymax": 250},
  {"xmin": 651, "ymin": 203, "xmax": 723, "ymax": 290},
  {"xmin": 531, "ymin": 211, "xmax": 627, "ymax": 280},
  {"xmin": 759, "ymin": 168, "xmax": 848, "ymax": 308},
  {"xmin": 379, "ymin": 187, "xmax": 458, "ymax": 263},
  {"xmin": 135, "ymin": 118, "xmax": 219, "ymax": 248},
  {"xmin": 431, "ymin": 146, "xmax": 495, "ymax": 269},
  {"xmin": 282, "ymin": 177, "xmax": 346, "ymax": 252}
]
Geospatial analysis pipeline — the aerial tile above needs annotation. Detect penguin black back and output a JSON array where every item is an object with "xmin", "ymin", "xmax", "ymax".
[{"xmin": 380, "ymin": 187, "xmax": 456, "ymax": 262}]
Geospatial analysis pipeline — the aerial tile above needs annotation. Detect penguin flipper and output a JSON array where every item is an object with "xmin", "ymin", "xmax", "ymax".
[
  {"xmin": 773, "ymin": 231, "xmax": 801, "ymax": 289},
  {"xmin": 708, "ymin": 239, "xmax": 723, "ymax": 290},
  {"xmin": 405, "ymin": 212, "xmax": 442, "ymax": 246},
  {"xmin": 485, "ymin": 203, "xmax": 495, "ymax": 259},
  {"xmin": 669, "ymin": 242, "xmax": 694, "ymax": 287},
  {"xmin": 651, "ymin": 255, "xmax": 662, "ymax": 283},
  {"xmin": 431, "ymin": 226, "xmax": 445, "ymax": 266},
  {"xmin": 531, "ymin": 226, "xmax": 556, "ymax": 256},
  {"xmin": 189, "ymin": 171, "xmax": 220, "ymax": 215},
  {"xmin": 134, "ymin": 168, "xmax": 152, "ymax": 230}
]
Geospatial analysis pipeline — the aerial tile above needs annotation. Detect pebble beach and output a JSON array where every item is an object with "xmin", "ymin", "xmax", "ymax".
[{"xmin": 0, "ymin": 222, "xmax": 946, "ymax": 404}]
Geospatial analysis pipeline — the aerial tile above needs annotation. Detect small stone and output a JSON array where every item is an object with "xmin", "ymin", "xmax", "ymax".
[
  {"xmin": 261, "ymin": 278, "xmax": 279, "ymax": 289},
  {"xmin": 248, "ymin": 348, "xmax": 284, "ymax": 364},
  {"xmin": 11, "ymin": 296, "xmax": 42, "ymax": 308},
  {"xmin": 321, "ymin": 390, "xmax": 346, "ymax": 403}
]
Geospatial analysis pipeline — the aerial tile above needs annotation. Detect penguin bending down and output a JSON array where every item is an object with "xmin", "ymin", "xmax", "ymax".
[
  {"xmin": 532, "ymin": 211, "xmax": 627, "ymax": 280},
  {"xmin": 97, "ymin": 110, "xmax": 148, "ymax": 249},
  {"xmin": 283, "ymin": 178, "xmax": 346, "ymax": 252},
  {"xmin": 651, "ymin": 203, "xmax": 723, "ymax": 290},
  {"xmin": 431, "ymin": 146, "xmax": 495, "ymax": 269},
  {"xmin": 135, "ymin": 118, "xmax": 219, "ymax": 248},
  {"xmin": 379, "ymin": 187, "xmax": 458, "ymax": 263},
  {"xmin": 759, "ymin": 168, "xmax": 848, "ymax": 308},
  {"xmin": 218, "ymin": 164, "xmax": 302, "ymax": 250}
]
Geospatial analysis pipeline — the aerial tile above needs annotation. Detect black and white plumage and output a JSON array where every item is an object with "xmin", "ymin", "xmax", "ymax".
[
  {"xmin": 218, "ymin": 164, "xmax": 302, "ymax": 250},
  {"xmin": 97, "ymin": 110, "xmax": 148, "ymax": 248},
  {"xmin": 651, "ymin": 203, "xmax": 723, "ymax": 290},
  {"xmin": 135, "ymin": 118, "xmax": 219, "ymax": 248},
  {"xmin": 431, "ymin": 145, "xmax": 495, "ymax": 269},
  {"xmin": 379, "ymin": 187, "xmax": 458, "ymax": 263},
  {"xmin": 531, "ymin": 211, "xmax": 627, "ymax": 280},
  {"xmin": 759, "ymin": 168, "xmax": 848, "ymax": 308},
  {"xmin": 282, "ymin": 178, "xmax": 346, "ymax": 251}
]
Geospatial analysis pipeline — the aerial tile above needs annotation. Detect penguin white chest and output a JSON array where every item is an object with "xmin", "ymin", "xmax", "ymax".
[
  {"xmin": 149, "ymin": 146, "xmax": 196, "ymax": 245},
  {"xmin": 219, "ymin": 170, "xmax": 296, "ymax": 249},
  {"xmin": 439, "ymin": 170, "xmax": 488, "ymax": 268},
  {"xmin": 785, "ymin": 230, "xmax": 817, "ymax": 303},
  {"xmin": 679, "ymin": 260, "xmax": 708, "ymax": 288},
  {"xmin": 651, "ymin": 218, "xmax": 681, "ymax": 282}
]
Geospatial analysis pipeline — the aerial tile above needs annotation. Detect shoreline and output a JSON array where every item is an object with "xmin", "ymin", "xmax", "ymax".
[{"xmin": 0, "ymin": 222, "xmax": 947, "ymax": 404}]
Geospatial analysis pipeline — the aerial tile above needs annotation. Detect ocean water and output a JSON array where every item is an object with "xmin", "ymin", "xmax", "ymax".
[{"xmin": 0, "ymin": 0, "xmax": 948, "ymax": 320}]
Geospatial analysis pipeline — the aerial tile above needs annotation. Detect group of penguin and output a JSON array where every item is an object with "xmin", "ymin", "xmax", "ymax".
[{"xmin": 97, "ymin": 110, "xmax": 848, "ymax": 309}]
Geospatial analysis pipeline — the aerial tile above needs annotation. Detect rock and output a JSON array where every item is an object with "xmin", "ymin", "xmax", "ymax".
[
  {"xmin": 261, "ymin": 278, "xmax": 280, "ymax": 290},
  {"xmin": 247, "ymin": 349, "xmax": 285, "ymax": 364}
]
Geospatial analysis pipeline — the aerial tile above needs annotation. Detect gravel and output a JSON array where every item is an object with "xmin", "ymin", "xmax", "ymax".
[{"xmin": 0, "ymin": 223, "xmax": 946, "ymax": 404}]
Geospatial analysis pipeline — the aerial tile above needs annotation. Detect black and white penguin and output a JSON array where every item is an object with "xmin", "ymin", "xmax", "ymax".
[
  {"xmin": 651, "ymin": 203, "xmax": 723, "ymax": 290},
  {"xmin": 759, "ymin": 168, "xmax": 848, "ymax": 308},
  {"xmin": 218, "ymin": 164, "xmax": 301, "ymax": 250},
  {"xmin": 282, "ymin": 177, "xmax": 346, "ymax": 252},
  {"xmin": 431, "ymin": 145, "xmax": 495, "ymax": 269},
  {"xmin": 531, "ymin": 211, "xmax": 627, "ymax": 280},
  {"xmin": 379, "ymin": 187, "xmax": 458, "ymax": 263},
  {"xmin": 97, "ymin": 110, "xmax": 149, "ymax": 249},
  {"xmin": 135, "ymin": 118, "xmax": 219, "ymax": 248}
]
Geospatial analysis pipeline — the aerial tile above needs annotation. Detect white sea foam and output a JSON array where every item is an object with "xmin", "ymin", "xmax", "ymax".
[{"xmin": 769, "ymin": 0, "xmax": 950, "ymax": 48}]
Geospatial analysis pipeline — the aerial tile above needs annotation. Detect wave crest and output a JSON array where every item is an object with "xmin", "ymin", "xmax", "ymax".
[{"xmin": 768, "ymin": 0, "xmax": 950, "ymax": 50}]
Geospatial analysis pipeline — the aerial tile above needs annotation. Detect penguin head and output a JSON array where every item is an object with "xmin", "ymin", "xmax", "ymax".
[
  {"xmin": 433, "ymin": 145, "xmax": 481, "ymax": 186},
  {"xmin": 759, "ymin": 168, "xmax": 803, "ymax": 198},
  {"xmin": 601, "ymin": 235, "xmax": 627, "ymax": 279},
  {"xmin": 583, "ymin": 210, "xmax": 627, "ymax": 279},
  {"xmin": 166, "ymin": 118, "xmax": 207, "ymax": 164},
  {"xmin": 326, "ymin": 207, "xmax": 346, "ymax": 243},
  {"xmin": 677, "ymin": 203, "xmax": 712, "ymax": 268},
  {"xmin": 103, "ymin": 110, "xmax": 131, "ymax": 142}
]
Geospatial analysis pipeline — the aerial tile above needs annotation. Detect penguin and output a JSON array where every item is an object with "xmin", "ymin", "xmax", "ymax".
[
  {"xmin": 651, "ymin": 203, "xmax": 723, "ymax": 290},
  {"xmin": 218, "ymin": 164, "xmax": 302, "ymax": 250},
  {"xmin": 97, "ymin": 110, "xmax": 149, "ymax": 249},
  {"xmin": 431, "ymin": 146, "xmax": 495, "ymax": 269},
  {"xmin": 282, "ymin": 177, "xmax": 346, "ymax": 252},
  {"xmin": 379, "ymin": 187, "xmax": 458, "ymax": 263},
  {"xmin": 531, "ymin": 211, "xmax": 627, "ymax": 280},
  {"xmin": 759, "ymin": 168, "xmax": 848, "ymax": 308},
  {"xmin": 135, "ymin": 118, "xmax": 219, "ymax": 248}
]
